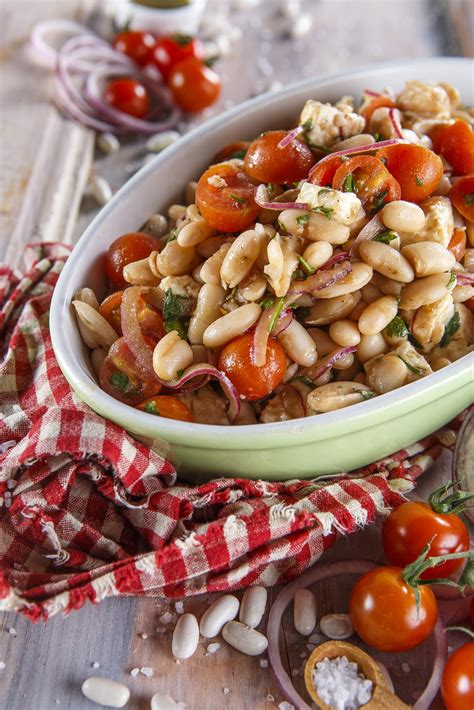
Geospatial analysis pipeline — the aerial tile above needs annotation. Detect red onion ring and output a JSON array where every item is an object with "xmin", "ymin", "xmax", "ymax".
[
  {"xmin": 29, "ymin": 19, "xmax": 92, "ymax": 69},
  {"xmin": 388, "ymin": 108, "xmax": 404, "ymax": 139},
  {"xmin": 272, "ymin": 309, "xmax": 294, "ymax": 337},
  {"xmin": 288, "ymin": 260, "xmax": 352, "ymax": 295},
  {"xmin": 255, "ymin": 184, "xmax": 309, "ymax": 211},
  {"xmin": 455, "ymin": 272, "xmax": 474, "ymax": 285},
  {"xmin": 277, "ymin": 125, "xmax": 305, "ymax": 149},
  {"xmin": 350, "ymin": 212, "xmax": 384, "ymax": 256},
  {"xmin": 413, "ymin": 617, "xmax": 446, "ymax": 710},
  {"xmin": 305, "ymin": 346, "xmax": 357, "ymax": 382},
  {"xmin": 308, "ymin": 139, "xmax": 404, "ymax": 181},
  {"xmin": 120, "ymin": 287, "xmax": 157, "ymax": 379},
  {"xmin": 253, "ymin": 296, "xmax": 295, "ymax": 367}
]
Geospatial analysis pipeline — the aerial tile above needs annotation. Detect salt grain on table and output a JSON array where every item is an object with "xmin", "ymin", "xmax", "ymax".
[
  {"xmin": 0, "ymin": 661, "xmax": 6, "ymax": 670},
  {"xmin": 139, "ymin": 632, "xmax": 148, "ymax": 639},
  {"xmin": 278, "ymin": 702, "xmax": 296, "ymax": 710},
  {"xmin": 174, "ymin": 601, "xmax": 184, "ymax": 615},
  {"xmin": 130, "ymin": 668, "xmax": 139, "ymax": 677},
  {"xmin": 223, "ymin": 688, "xmax": 230, "ymax": 695},
  {"xmin": 260, "ymin": 659, "xmax": 268, "ymax": 668},
  {"xmin": 140, "ymin": 666, "xmax": 154, "ymax": 677},
  {"xmin": 159, "ymin": 612, "xmax": 174, "ymax": 624},
  {"xmin": 402, "ymin": 662, "xmax": 411, "ymax": 673},
  {"xmin": 206, "ymin": 643, "xmax": 221, "ymax": 655},
  {"xmin": 91, "ymin": 662, "xmax": 101, "ymax": 669}
]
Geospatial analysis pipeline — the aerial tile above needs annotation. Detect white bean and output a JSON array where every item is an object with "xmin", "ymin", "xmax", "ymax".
[
  {"xmin": 81, "ymin": 677, "xmax": 130, "ymax": 708},
  {"xmin": 221, "ymin": 229, "xmax": 261, "ymax": 288},
  {"xmin": 151, "ymin": 692, "xmax": 181, "ymax": 710},
  {"xmin": 177, "ymin": 219, "xmax": 215, "ymax": 248},
  {"xmin": 72, "ymin": 300, "xmax": 118, "ymax": 350},
  {"xmin": 329, "ymin": 319, "xmax": 361, "ymax": 347},
  {"xmin": 203, "ymin": 303, "xmax": 261, "ymax": 348},
  {"xmin": 237, "ymin": 271, "xmax": 267, "ymax": 302},
  {"xmin": 152, "ymin": 331, "xmax": 193, "ymax": 381},
  {"xmin": 382, "ymin": 200, "xmax": 426, "ymax": 233},
  {"xmin": 188, "ymin": 284, "xmax": 227, "ymax": 344},
  {"xmin": 399, "ymin": 272, "xmax": 456, "ymax": 309},
  {"xmin": 317, "ymin": 263, "xmax": 373, "ymax": 298},
  {"xmin": 172, "ymin": 613, "xmax": 199, "ymax": 660},
  {"xmin": 185, "ymin": 181, "xmax": 197, "ymax": 205},
  {"xmin": 358, "ymin": 296, "xmax": 398, "ymax": 335},
  {"xmin": 222, "ymin": 621, "xmax": 268, "ymax": 656},
  {"xmin": 331, "ymin": 134, "xmax": 375, "ymax": 151},
  {"xmin": 308, "ymin": 328, "xmax": 338, "ymax": 356},
  {"xmin": 90, "ymin": 175, "xmax": 113, "ymax": 206},
  {"xmin": 320, "ymin": 613, "xmax": 354, "ymax": 640},
  {"xmin": 90, "ymin": 347, "xmax": 107, "ymax": 379},
  {"xmin": 307, "ymin": 381, "xmax": 374, "ymax": 413},
  {"xmin": 302, "ymin": 241, "xmax": 333, "ymax": 270},
  {"xmin": 74, "ymin": 287, "xmax": 100, "ymax": 310},
  {"xmin": 305, "ymin": 292, "xmax": 361, "ymax": 325},
  {"xmin": 239, "ymin": 586, "xmax": 267, "ymax": 628},
  {"xmin": 277, "ymin": 319, "xmax": 318, "ymax": 366},
  {"xmin": 96, "ymin": 132, "xmax": 120, "ymax": 154},
  {"xmin": 279, "ymin": 209, "xmax": 350, "ymax": 245},
  {"xmin": 357, "ymin": 332, "xmax": 389, "ymax": 363},
  {"xmin": 364, "ymin": 354, "xmax": 409, "ymax": 394},
  {"xmin": 168, "ymin": 204, "xmax": 187, "ymax": 221},
  {"xmin": 200, "ymin": 595, "xmax": 240, "ymax": 638},
  {"xmin": 401, "ymin": 241, "xmax": 456, "ymax": 277},
  {"xmin": 200, "ymin": 243, "xmax": 232, "ymax": 285},
  {"xmin": 123, "ymin": 257, "xmax": 160, "ymax": 286},
  {"xmin": 145, "ymin": 130, "xmax": 180, "ymax": 153},
  {"xmin": 143, "ymin": 213, "xmax": 168, "ymax": 238},
  {"xmin": 359, "ymin": 240, "xmax": 414, "ymax": 283},
  {"xmin": 154, "ymin": 241, "xmax": 196, "ymax": 277},
  {"xmin": 293, "ymin": 589, "xmax": 317, "ymax": 636}
]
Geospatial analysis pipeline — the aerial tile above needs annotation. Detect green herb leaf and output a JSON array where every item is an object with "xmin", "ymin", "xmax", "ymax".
[
  {"xmin": 291, "ymin": 268, "xmax": 305, "ymax": 281},
  {"xmin": 296, "ymin": 214, "xmax": 309, "ymax": 225},
  {"xmin": 385, "ymin": 316, "xmax": 408, "ymax": 338},
  {"xmin": 267, "ymin": 183, "xmax": 275, "ymax": 195},
  {"xmin": 225, "ymin": 285, "xmax": 238, "ymax": 302},
  {"xmin": 340, "ymin": 155, "xmax": 349, "ymax": 162},
  {"xmin": 226, "ymin": 149, "xmax": 246, "ymax": 160},
  {"xmin": 171, "ymin": 34, "xmax": 193, "ymax": 46},
  {"xmin": 373, "ymin": 229, "xmax": 397, "ymax": 245},
  {"xmin": 415, "ymin": 176, "xmax": 424, "ymax": 186},
  {"xmin": 446, "ymin": 272, "xmax": 457, "ymax": 289},
  {"xmin": 176, "ymin": 369, "xmax": 185, "ymax": 377},
  {"xmin": 358, "ymin": 389, "xmax": 376, "ymax": 400},
  {"xmin": 440, "ymin": 310, "xmax": 460, "ymax": 348},
  {"xmin": 204, "ymin": 55, "xmax": 219, "ymax": 68},
  {"xmin": 379, "ymin": 155, "xmax": 387, "ymax": 165},
  {"xmin": 229, "ymin": 192, "xmax": 246, "ymax": 205},
  {"xmin": 311, "ymin": 205, "xmax": 334, "ymax": 220},
  {"xmin": 372, "ymin": 133, "xmax": 381, "ymax": 143},
  {"xmin": 166, "ymin": 229, "xmax": 177, "ymax": 243},
  {"xmin": 370, "ymin": 190, "xmax": 388, "ymax": 214},
  {"xmin": 110, "ymin": 371, "xmax": 133, "ymax": 393},
  {"xmin": 277, "ymin": 219, "xmax": 286, "ymax": 232},
  {"xmin": 268, "ymin": 297, "xmax": 285, "ymax": 333},
  {"xmin": 301, "ymin": 118, "xmax": 313, "ymax": 131},
  {"xmin": 163, "ymin": 289, "xmax": 183, "ymax": 322},
  {"xmin": 165, "ymin": 318, "xmax": 188, "ymax": 340},
  {"xmin": 342, "ymin": 173, "xmax": 357, "ymax": 193},
  {"xmin": 398, "ymin": 356, "xmax": 422, "ymax": 375},
  {"xmin": 295, "ymin": 375, "xmax": 316, "ymax": 389},
  {"xmin": 465, "ymin": 191, "xmax": 474, "ymax": 207},
  {"xmin": 144, "ymin": 400, "xmax": 160, "ymax": 415},
  {"xmin": 297, "ymin": 254, "xmax": 315, "ymax": 275},
  {"xmin": 317, "ymin": 188, "xmax": 331, "ymax": 196},
  {"xmin": 259, "ymin": 296, "xmax": 275, "ymax": 309}
]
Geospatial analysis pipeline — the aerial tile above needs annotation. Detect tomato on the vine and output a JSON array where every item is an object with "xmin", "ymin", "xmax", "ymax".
[
  {"xmin": 332, "ymin": 155, "xmax": 401, "ymax": 212},
  {"xmin": 449, "ymin": 175, "xmax": 474, "ymax": 222},
  {"xmin": 196, "ymin": 162, "xmax": 260, "ymax": 232},
  {"xmin": 100, "ymin": 336, "xmax": 161, "ymax": 405},
  {"xmin": 218, "ymin": 332, "xmax": 287, "ymax": 401},
  {"xmin": 382, "ymin": 500, "xmax": 470, "ymax": 580},
  {"xmin": 430, "ymin": 120, "xmax": 474, "ymax": 175},
  {"xmin": 151, "ymin": 34, "xmax": 205, "ymax": 80},
  {"xmin": 136, "ymin": 395, "xmax": 194, "ymax": 422},
  {"xmin": 441, "ymin": 642, "xmax": 474, "ymax": 710},
  {"xmin": 103, "ymin": 78, "xmax": 150, "ymax": 118},
  {"xmin": 377, "ymin": 143, "xmax": 443, "ymax": 202},
  {"xmin": 244, "ymin": 130, "xmax": 315, "ymax": 185},
  {"xmin": 113, "ymin": 30, "xmax": 155, "ymax": 67},
  {"xmin": 105, "ymin": 233, "xmax": 159, "ymax": 289},
  {"xmin": 168, "ymin": 57, "xmax": 221, "ymax": 112},
  {"xmin": 349, "ymin": 566, "xmax": 438, "ymax": 652}
]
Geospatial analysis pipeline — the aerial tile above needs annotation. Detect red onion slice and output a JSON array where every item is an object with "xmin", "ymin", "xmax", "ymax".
[
  {"xmin": 288, "ymin": 260, "xmax": 352, "ymax": 295},
  {"xmin": 413, "ymin": 617, "xmax": 446, "ymax": 710},
  {"xmin": 363, "ymin": 88, "xmax": 382, "ymax": 97},
  {"xmin": 455, "ymin": 272, "xmax": 474, "ymax": 285},
  {"xmin": 55, "ymin": 80, "xmax": 121, "ymax": 133},
  {"xmin": 304, "ymin": 346, "xmax": 357, "ymax": 382},
  {"xmin": 308, "ymin": 138, "xmax": 403, "ymax": 181},
  {"xmin": 388, "ymin": 108, "xmax": 404, "ymax": 139},
  {"xmin": 255, "ymin": 184, "xmax": 309, "ymax": 211},
  {"xmin": 277, "ymin": 125, "xmax": 304, "ymax": 149},
  {"xmin": 272, "ymin": 309, "xmax": 293, "ymax": 337},
  {"xmin": 350, "ymin": 212, "xmax": 384, "ymax": 256},
  {"xmin": 160, "ymin": 364, "xmax": 241, "ymax": 423},
  {"xmin": 320, "ymin": 251, "xmax": 350, "ymax": 270},
  {"xmin": 29, "ymin": 19, "xmax": 92, "ymax": 69},
  {"xmin": 120, "ymin": 287, "xmax": 157, "ymax": 379}
]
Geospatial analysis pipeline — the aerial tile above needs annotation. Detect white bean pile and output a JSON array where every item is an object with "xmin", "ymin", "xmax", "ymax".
[{"xmin": 75, "ymin": 79, "xmax": 474, "ymax": 425}]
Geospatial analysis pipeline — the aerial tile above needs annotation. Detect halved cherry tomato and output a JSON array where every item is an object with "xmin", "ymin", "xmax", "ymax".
[
  {"xmin": 99, "ymin": 291, "xmax": 124, "ymax": 334},
  {"xmin": 381, "ymin": 501, "xmax": 470, "ymax": 580},
  {"xmin": 100, "ymin": 336, "xmax": 161, "ymax": 405},
  {"xmin": 449, "ymin": 175, "xmax": 474, "ymax": 222},
  {"xmin": 448, "ymin": 227, "xmax": 467, "ymax": 263},
  {"xmin": 113, "ymin": 30, "xmax": 156, "ymax": 67},
  {"xmin": 309, "ymin": 154, "xmax": 349, "ymax": 187},
  {"xmin": 441, "ymin": 642, "xmax": 474, "ymax": 710},
  {"xmin": 196, "ymin": 162, "xmax": 260, "ymax": 232},
  {"xmin": 465, "ymin": 296, "xmax": 474, "ymax": 312},
  {"xmin": 244, "ymin": 130, "xmax": 314, "ymax": 185},
  {"xmin": 151, "ymin": 35, "xmax": 205, "ymax": 80},
  {"xmin": 217, "ymin": 332, "xmax": 287, "ymax": 401},
  {"xmin": 103, "ymin": 78, "xmax": 150, "ymax": 119},
  {"xmin": 430, "ymin": 120, "xmax": 474, "ymax": 176},
  {"xmin": 99, "ymin": 290, "xmax": 165, "ymax": 343},
  {"xmin": 137, "ymin": 395, "xmax": 194, "ymax": 422},
  {"xmin": 377, "ymin": 143, "xmax": 443, "ymax": 202},
  {"xmin": 168, "ymin": 57, "xmax": 221, "ymax": 112},
  {"xmin": 105, "ymin": 233, "xmax": 159, "ymax": 289},
  {"xmin": 349, "ymin": 566, "xmax": 438, "ymax": 652},
  {"xmin": 214, "ymin": 141, "xmax": 250, "ymax": 163},
  {"xmin": 332, "ymin": 155, "xmax": 401, "ymax": 212},
  {"xmin": 360, "ymin": 95, "xmax": 396, "ymax": 125}
]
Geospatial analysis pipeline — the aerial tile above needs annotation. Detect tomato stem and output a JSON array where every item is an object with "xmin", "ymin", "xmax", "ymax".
[{"xmin": 428, "ymin": 479, "xmax": 474, "ymax": 515}]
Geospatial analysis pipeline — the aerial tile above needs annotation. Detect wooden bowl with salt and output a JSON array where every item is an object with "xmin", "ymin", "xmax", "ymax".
[{"xmin": 304, "ymin": 641, "xmax": 411, "ymax": 709}]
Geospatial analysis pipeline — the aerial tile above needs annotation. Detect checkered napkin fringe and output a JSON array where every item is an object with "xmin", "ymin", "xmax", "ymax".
[{"xmin": 0, "ymin": 244, "xmax": 461, "ymax": 621}]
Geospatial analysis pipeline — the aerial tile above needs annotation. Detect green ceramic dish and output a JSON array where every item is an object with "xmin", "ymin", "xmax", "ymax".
[{"xmin": 50, "ymin": 58, "xmax": 474, "ymax": 481}]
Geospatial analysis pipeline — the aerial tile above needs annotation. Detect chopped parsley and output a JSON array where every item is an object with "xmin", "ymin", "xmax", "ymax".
[
  {"xmin": 398, "ymin": 356, "xmax": 422, "ymax": 375},
  {"xmin": 267, "ymin": 183, "xmax": 276, "ymax": 195},
  {"xmin": 144, "ymin": 400, "xmax": 160, "ymax": 415},
  {"xmin": 163, "ymin": 289, "xmax": 188, "ymax": 340},
  {"xmin": 446, "ymin": 272, "xmax": 457, "ymax": 289},
  {"xmin": 296, "ymin": 214, "xmax": 309, "ymax": 225},
  {"xmin": 317, "ymin": 188, "xmax": 331, "ymax": 196},
  {"xmin": 311, "ymin": 205, "xmax": 334, "ymax": 220},
  {"xmin": 297, "ymin": 254, "xmax": 315, "ymax": 275},
  {"xmin": 295, "ymin": 375, "xmax": 316, "ymax": 389},
  {"xmin": 408, "ymin": 333, "xmax": 422, "ymax": 349},
  {"xmin": 225, "ymin": 285, "xmax": 238, "ymax": 302},
  {"xmin": 176, "ymin": 369, "xmax": 185, "ymax": 377},
  {"xmin": 291, "ymin": 268, "xmax": 305, "ymax": 281},
  {"xmin": 440, "ymin": 311, "xmax": 460, "ymax": 348},
  {"xmin": 370, "ymin": 190, "xmax": 388, "ymax": 214},
  {"xmin": 340, "ymin": 155, "xmax": 350, "ymax": 162},
  {"xmin": 227, "ymin": 149, "xmax": 247, "ymax": 160},
  {"xmin": 415, "ymin": 176, "xmax": 424, "ymax": 186},
  {"xmin": 373, "ymin": 229, "xmax": 398, "ymax": 245},
  {"xmin": 358, "ymin": 389, "xmax": 376, "ymax": 400},
  {"xmin": 342, "ymin": 173, "xmax": 357, "ymax": 193},
  {"xmin": 465, "ymin": 191, "xmax": 474, "ymax": 207},
  {"xmin": 379, "ymin": 155, "xmax": 387, "ymax": 166},
  {"xmin": 166, "ymin": 229, "xmax": 177, "ymax": 243},
  {"xmin": 259, "ymin": 296, "xmax": 275, "ymax": 309},
  {"xmin": 385, "ymin": 316, "xmax": 408, "ymax": 338},
  {"xmin": 172, "ymin": 34, "xmax": 193, "ymax": 46},
  {"xmin": 204, "ymin": 55, "xmax": 219, "ymax": 68},
  {"xmin": 301, "ymin": 118, "xmax": 313, "ymax": 131},
  {"xmin": 309, "ymin": 143, "xmax": 331, "ymax": 154},
  {"xmin": 268, "ymin": 297, "xmax": 285, "ymax": 333},
  {"xmin": 110, "ymin": 371, "xmax": 133, "ymax": 393},
  {"xmin": 229, "ymin": 193, "xmax": 246, "ymax": 205},
  {"xmin": 277, "ymin": 218, "xmax": 287, "ymax": 232},
  {"xmin": 372, "ymin": 133, "xmax": 381, "ymax": 143}
]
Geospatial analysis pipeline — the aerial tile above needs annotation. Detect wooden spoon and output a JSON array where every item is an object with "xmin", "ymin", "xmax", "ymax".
[{"xmin": 304, "ymin": 640, "xmax": 411, "ymax": 709}]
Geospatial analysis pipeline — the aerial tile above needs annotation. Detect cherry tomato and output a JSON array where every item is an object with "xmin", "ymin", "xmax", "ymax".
[
  {"xmin": 244, "ymin": 130, "xmax": 315, "ymax": 185},
  {"xmin": 113, "ymin": 30, "xmax": 155, "ymax": 67},
  {"xmin": 441, "ymin": 642, "xmax": 474, "ymax": 710},
  {"xmin": 218, "ymin": 332, "xmax": 287, "ymax": 401},
  {"xmin": 214, "ymin": 141, "xmax": 250, "ymax": 163},
  {"xmin": 196, "ymin": 162, "xmax": 260, "ymax": 232},
  {"xmin": 332, "ymin": 155, "xmax": 401, "ymax": 212},
  {"xmin": 99, "ymin": 291, "xmax": 124, "ymax": 334},
  {"xmin": 449, "ymin": 175, "xmax": 474, "ymax": 222},
  {"xmin": 99, "ymin": 290, "xmax": 165, "ymax": 343},
  {"xmin": 309, "ymin": 154, "xmax": 349, "ymax": 187},
  {"xmin": 168, "ymin": 57, "xmax": 221, "ymax": 112},
  {"xmin": 105, "ymin": 233, "xmax": 159, "ymax": 289},
  {"xmin": 377, "ymin": 143, "xmax": 443, "ymax": 202},
  {"xmin": 136, "ymin": 395, "xmax": 194, "ymax": 422},
  {"xmin": 100, "ymin": 336, "xmax": 161, "ymax": 405},
  {"xmin": 430, "ymin": 120, "xmax": 474, "ymax": 175},
  {"xmin": 151, "ymin": 34, "xmax": 205, "ymax": 80},
  {"xmin": 349, "ymin": 566, "xmax": 438, "ymax": 652},
  {"xmin": 103, "ymin": 78, "xmax": 150, "ymax": 119},
  {"xmin": 381, "ymin": 501, "xmax": 470, "ymax": 580},
  {"xmin": 448, "ymin": 227, "xmax": 467, "ymax": 263},
  {"xmin": 360, "ymin": 95, "xmax": 396, "ymax": 125}
]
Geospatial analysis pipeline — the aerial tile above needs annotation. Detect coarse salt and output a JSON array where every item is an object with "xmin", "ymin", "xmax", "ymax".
[
  {"xmin": 0, "ymin": 661, "xmax": 5, "ymax": 670},
  {"xmin": 174, "ymin": 601, "xmax": 184, "ymax": 615},
  {"xmin": 206, "ymin": 642, "xmax": 221, "ymax": 654},
  {"xmin": 8, "ymin": 627, "xmax": 17, "ymax": 637},
  {"xmin": 91, "ymin": 661, "xmax": 101, "ymax": 669},
  {"xmin": 140, "ymin": 666, "xmax": 154, "ymax": 677},
  {"xmin": 159, "ymin": 612, "xmax": 174, "ymax": 624},
  {"xmin": 207, "ymin": 175, "xmax": 227, "ymax": 188},
  {"xmin": 223, "ymin": 688, "xmax": 230, "ymax": 695},
  {"xmin": 130, "ymin": 668, "xmax": 140, "ymax": 677},
  {"xmin": 260, "ymin": 659, "xmax": 268, "ymax": 668},
  {"xmin": 312, "ymin": 656, "xmax": 373, "ymax": 710},
  {"xmin": 139, "ymin": 632, "xmax": 148, "ymax": 640},
  {"xmin": 402, "ymin": 662, "xmax": 411, "ymax": 673},
  {"xmin": 278, "ymin": 703, "xmax": 295, "ymax": 710}
]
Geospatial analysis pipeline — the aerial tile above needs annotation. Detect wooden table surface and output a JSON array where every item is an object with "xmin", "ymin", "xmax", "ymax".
[{"xmin": 0, "ymin": 1, "xmax": 472, "ymax": 708}]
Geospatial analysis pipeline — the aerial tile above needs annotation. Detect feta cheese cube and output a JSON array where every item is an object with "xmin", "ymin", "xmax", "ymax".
[
  {"xmin": 297, "ymin": 183, "xmax": 363, "ymax": 225},
  {"xmin": 299, "ymin": 100, "xmax": 365, "ymax": 147}
]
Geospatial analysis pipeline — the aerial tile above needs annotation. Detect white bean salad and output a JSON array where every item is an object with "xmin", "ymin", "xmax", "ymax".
[{"xmin": 74, "ymin": 79, "xmax": 474, "ymax": 425}]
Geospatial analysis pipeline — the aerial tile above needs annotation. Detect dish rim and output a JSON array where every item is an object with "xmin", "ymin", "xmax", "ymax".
[{"xmin": 50, "ymin": 56, "xmax": 474, "ymax": 444}]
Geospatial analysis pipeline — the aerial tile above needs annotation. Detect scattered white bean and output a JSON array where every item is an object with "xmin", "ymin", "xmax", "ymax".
[
  {"xmin": 96, "ymin": 132, "xmax": 120, "ymax": 154},
  {"xmin": 200, "ymin": 595, "xmax": 240, "ymax": 638},
  {"xmin": 172, "ymin": 613, "xmax": 199, "ymax": 660},
  {"xmin": 239, "ymin": 586, "xmax": 267, "ymax": 628},
  {"xmin": 222, "ymin": 621, "xmax": 268, "ymax": 656},
  {"xmin": 81, "ymin": 677, "xmax": 130, "ymax": 708},
  {"xmin": 90, "ymin": 175, "xmax": 113, "ymax": 206},
  {"xmin": 151, "ymin": 692, "xmax": 181, "ymax": 710},
  {"xmin": 146, "ymin": 131, "xmax": 181, "ymax": 153},
  {"xmin": 319, "ymin": 613, "xmax": 354, "ymax": 639},
  {"xmin": 293, "ymin": 589, "xmax": 317, "ymax": 636}
]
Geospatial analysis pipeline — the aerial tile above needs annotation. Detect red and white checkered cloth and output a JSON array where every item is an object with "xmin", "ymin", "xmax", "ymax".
[{"xmin": 0, "ymin": 244, "xmax": 463, "ymax": 621}]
